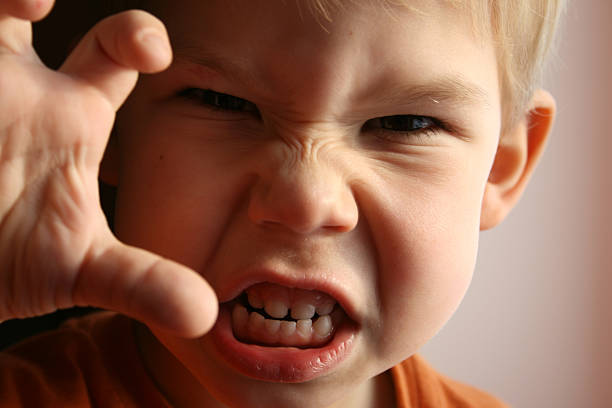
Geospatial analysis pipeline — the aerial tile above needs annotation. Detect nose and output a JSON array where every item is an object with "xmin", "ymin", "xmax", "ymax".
[{"xmin": 247, "ymin": 158, "xmax": 359, "ymax": 234}]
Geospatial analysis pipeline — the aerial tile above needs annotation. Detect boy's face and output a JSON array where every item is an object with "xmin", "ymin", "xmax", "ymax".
[{"xmin": 112, "ymin": 0, "xmax": 501, "ymax": 406}]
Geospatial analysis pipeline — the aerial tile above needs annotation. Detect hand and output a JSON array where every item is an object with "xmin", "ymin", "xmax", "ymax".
[{"xmin": 0, "ymin": 0, "xmax": 218, "ymax": 338}]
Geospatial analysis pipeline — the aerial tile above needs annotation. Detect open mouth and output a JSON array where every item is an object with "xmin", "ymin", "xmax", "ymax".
[
  {"xmin": 230, "ymin": 283, "xmax": 345, "ymax": 348},
  {"xmin": 209, "ymin": 281, "xmax": 357, "ymax": 382}
]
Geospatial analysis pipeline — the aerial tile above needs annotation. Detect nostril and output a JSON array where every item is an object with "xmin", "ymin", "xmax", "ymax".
[{"xmin": 323, "ymin": 224, "xmax": 353, "ymax": 233}]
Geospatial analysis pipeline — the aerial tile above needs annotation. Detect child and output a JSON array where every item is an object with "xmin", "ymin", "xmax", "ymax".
[{"xmin": 0, "ymin": 0, "xmax": 564, "ymax": 406}]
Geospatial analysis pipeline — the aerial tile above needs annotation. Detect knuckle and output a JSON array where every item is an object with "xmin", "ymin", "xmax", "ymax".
[
  {"xmin": 102, "ymin": 8, "xmax": 163, "ymax": 33},
  {"xmin": 90, "ymin": 9, "xmax": 168, "ymax": 73},
  {"xmin": 96, "ymin": 9, "xmax": 165, "ymax": 56}
]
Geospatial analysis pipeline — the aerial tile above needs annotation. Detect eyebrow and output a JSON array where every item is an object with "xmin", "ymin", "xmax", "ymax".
[
  {"xmin": 173, "ymin": 46, "xmax": 261, "ymax": 89},
  {"xmin": 173, "ymin": 46, "xmax": 491, "ymax": 110},
  {"xmin": 371, "ymin": 75, "xmax": 491, "ymax": 110}
]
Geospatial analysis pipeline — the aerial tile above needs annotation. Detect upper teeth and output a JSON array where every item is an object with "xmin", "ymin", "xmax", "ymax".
[
  {"xmin": 247, "ymin": 291, "xmax": 264, "ymax": 309},
  {"xmin": 245, "ymin": 283, "xmax": 337, "ymax": 320},
  {"xmin": 265, "ymin": 300, "xmax": 288, "ymax": 319},
  {"xmin": 291, "ymin": 302, "xmax": 316, "ymax": 320}
]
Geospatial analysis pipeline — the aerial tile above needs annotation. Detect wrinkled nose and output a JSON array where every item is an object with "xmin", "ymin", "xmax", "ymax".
[{"xmin": 247, "ymin": 161, "xmax": 358, "ymax": 234}]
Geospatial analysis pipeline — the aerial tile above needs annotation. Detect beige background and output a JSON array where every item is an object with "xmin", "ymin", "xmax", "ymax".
[{"xmin": 421, "ymin": 1, "xmax": 612, "ymax": 407}]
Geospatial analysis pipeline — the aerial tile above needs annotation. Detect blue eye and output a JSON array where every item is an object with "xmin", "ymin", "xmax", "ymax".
[{"xmin": 178, "ymin": 88, "xmax": 259, "ymax": 114}]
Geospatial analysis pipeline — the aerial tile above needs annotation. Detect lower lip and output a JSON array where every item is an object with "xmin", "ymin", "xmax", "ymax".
[{"xmin": 208, "ymin": 304, "xmax": 357, "ymax": 383}]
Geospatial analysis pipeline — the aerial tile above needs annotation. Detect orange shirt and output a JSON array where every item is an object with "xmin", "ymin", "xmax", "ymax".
[
  {"xmin": 391, "ymin": 355, "xmax": 509, "ymax": 407},
  {"xmin": 0, "ymin": 313, "xmax": 508, "ymax": 407}
]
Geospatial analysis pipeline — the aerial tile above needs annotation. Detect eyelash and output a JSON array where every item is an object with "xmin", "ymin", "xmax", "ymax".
[
  {"xmin": 178, "ymin": 88, "xmax": 260, "ymax": 115},
  {"xmin": 362, "ymin": 115, "xmax": 450, "ymax": 142},
  {"xmin": 178, "ymin": 88, "xmax": 449, "ymax": 142}
]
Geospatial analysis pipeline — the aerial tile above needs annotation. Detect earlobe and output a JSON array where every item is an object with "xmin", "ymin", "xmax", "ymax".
[
  {"xmin": 480, "ymin": 89, "xmax": 556, "ymax": 230},
  {"xmin": 99, "ymin": 129, "xmax": 120, "ymax": 186}
]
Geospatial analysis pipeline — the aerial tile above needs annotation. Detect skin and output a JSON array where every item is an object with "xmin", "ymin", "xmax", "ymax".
[
  {"xmin": 102, "ymin": 0, "xmax": 555, "ymax": 407},
  {"xmin": 0, "ymin": 0, "xmax": 217, "ymax": 336},
  {"xmin": 0, "ymin": 0, "xmax": 554, "ymax": 407}
]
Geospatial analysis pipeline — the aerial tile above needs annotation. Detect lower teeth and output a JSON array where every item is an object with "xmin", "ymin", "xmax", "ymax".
[{"xmin": 231, "ymin": 303, "xmax": 337, "ymax": 347}]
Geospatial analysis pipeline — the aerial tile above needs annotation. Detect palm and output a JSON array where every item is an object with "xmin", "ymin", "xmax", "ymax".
[
  {"xmin": 0, "ymin": 1, "xmax": 217, "ymax": 337},
  {"xmin": 0, "ymin": 52, "xmax": 114, "ymax": 317}
]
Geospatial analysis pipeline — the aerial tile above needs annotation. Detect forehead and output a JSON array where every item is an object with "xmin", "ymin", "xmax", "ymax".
[
  {"xmin": 156, "ymin": 0, "xmax": 478, "ymax": 61},
  {"xmin": 150, "ymin": 0, "xmax": 498, "ymax": 118}
]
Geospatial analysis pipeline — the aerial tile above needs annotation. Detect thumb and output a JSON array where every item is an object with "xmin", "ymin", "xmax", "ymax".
[
  {"xmin": 60, "ymin": 10, "xmax": 172, "ymax": 110},
  {"xmin": 73, "ymin": 233, "xmax": 218, "ymax": 338}
]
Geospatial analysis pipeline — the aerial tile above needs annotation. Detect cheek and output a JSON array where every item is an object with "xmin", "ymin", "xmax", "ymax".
[
  {"xmin": 366, "ymin": 152, "xmax": 488, "ymax": 359},
  {"xmin": 112, "ymin": 119, "xmax": 250, "ymax": 272}
]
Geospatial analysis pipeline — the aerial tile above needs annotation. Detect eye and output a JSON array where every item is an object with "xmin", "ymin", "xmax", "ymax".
[
  {"xmin": 363, "ymin": 114, "xmax": 450, "ymax": 144},
  {"xmin": 378, "ymin": 115, "xmax": 435, "ymax": 131},
  {"xmin": 367, "ymin": 114, "xmax": 441, "ymax": 134},
  {"xmin": 178, "ymin": 88, "xmax": 259, "ymax": 115}
]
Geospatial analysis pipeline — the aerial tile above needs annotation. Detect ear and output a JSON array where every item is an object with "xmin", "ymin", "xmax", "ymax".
[
  {"xmin": 480, "ymin": 89, "xmax": 556, "ymax": 230},
  {"xmin": 99, "ymin": 128, "xmax": 120, "ymax": 186}
]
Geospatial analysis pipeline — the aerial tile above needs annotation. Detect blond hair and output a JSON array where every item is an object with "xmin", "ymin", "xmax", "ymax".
[{"xmin": 467, "ymin": 0, "xmax": 566, "ymax": 131}]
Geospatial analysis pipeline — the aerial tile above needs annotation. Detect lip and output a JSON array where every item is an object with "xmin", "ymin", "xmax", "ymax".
[{"xmin": 209, "ymin": 303, "xmax": 357, "ymax": 382}]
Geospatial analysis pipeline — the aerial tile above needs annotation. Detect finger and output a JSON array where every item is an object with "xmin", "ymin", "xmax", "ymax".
[
  {"xmin": 60, "ymin": 10, "xmax": 172, "ymax": 110},
  {"xmin": 0, "ymin": 0, "xmax": 53, "ymax": 51},
  {"xmin": 0, "ymin": 0, "xmax": 55, "ymax": 21},
  {"xmin": 73, "ymin": 234, "xmax": 218, "ymax": 338},
  {"xmin": 0, "ymin": 16, "xmax": 32, "ymax": 53}
]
